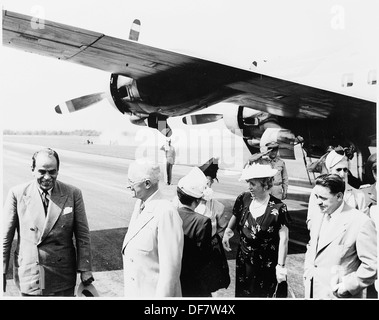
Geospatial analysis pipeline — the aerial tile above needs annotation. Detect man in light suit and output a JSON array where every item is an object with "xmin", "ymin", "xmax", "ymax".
[
  {"xmin": 304, "ymin": 174, "xmax": 377, "ymax": 299},
  {"xmin": 122, "ymin": 158, "xmax": 184, "ymax": 297},
  {"xmin": 307, "ymin": 149, "xmax": 368, "ymax": 230},
  {"xmin": 3, "ymin": 148, "xmax": 94, "ymax": 296}
]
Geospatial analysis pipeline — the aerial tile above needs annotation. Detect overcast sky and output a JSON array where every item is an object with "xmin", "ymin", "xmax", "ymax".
[{"xmin": 1, "ymin": 0, "xmax": 377, "ymax": 134}]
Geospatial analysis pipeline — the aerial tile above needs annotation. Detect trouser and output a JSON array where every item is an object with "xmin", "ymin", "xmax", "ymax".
[{"xmin": 166, "ymin": 162, "xmax": 173, "ymax": 184}]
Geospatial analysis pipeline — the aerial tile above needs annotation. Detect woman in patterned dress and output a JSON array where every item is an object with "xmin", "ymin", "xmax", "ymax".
[{"xmin": 222, "ymin": 164, "xmax": 290, "ymax": 297}]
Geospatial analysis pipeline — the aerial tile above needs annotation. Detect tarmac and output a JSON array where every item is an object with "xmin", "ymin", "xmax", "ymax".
[{"xmin": 3, "ymin": 255, "xmax": 304, "ymax": 299}]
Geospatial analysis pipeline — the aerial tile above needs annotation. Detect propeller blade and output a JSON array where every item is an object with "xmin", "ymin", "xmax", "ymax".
[
  {"xmin": 55, "ymin": 93, "xmax": 106, "ymax": 114},
  {"xmin": 129, "ymin": 19, "xmax": 141, "ymax": 41},
  {"xmin": 182, "ymin": 114, "xmax": 223, "ymax": 125}
]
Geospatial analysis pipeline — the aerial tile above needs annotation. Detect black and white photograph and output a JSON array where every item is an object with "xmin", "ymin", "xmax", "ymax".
[{"xmin": 1, "ymin": 0, "xmax": 377, "ymax": 309}]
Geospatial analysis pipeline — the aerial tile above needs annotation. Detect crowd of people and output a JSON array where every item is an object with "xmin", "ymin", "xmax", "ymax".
[{"xmin": 2, "ymin": 142, "xmax": 377, "ymax": 299}]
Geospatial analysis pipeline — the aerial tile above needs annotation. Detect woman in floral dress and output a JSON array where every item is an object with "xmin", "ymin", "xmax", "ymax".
[{"xmin": 222, "ymin": 164, "xmax": 290, "ymax": 297}]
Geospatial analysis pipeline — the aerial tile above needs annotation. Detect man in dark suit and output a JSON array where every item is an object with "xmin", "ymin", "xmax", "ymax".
[{"xmin": 3, "ymin": 148, "xmax": 94, "ymax": 296}]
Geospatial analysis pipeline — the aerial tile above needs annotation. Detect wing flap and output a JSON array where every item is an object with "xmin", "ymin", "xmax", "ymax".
[{"xmin": 2, "ymin": 9, "xmax": 200, "ymax": 76}]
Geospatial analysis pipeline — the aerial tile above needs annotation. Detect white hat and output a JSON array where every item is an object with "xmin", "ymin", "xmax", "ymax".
[
  {"xmin": 178, "ymin": 167, "xmax": 208, "ymax": 198},
  {"xmin": 76, "ymin": 283, "xmax": 99, "ymax": 297},
  {"xmin": 239, "ymin": 164, "xmax": 278, "ymax": 181},
  {"xmin": 325, "ymin": 150, "xmax": 345, "ymax": 170}
]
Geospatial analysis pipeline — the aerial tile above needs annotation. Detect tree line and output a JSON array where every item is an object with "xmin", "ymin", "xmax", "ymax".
[{"xmin": 3, "ymin": 129, "xmax": 101, "ymax": 136}]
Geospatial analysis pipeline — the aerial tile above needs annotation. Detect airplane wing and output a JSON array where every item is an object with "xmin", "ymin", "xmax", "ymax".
[
  {"xmin": 3, "ymin": 10, "xmax": 374, "ymax": 118},
  {"xmin": 2, "ymin": 10, "xmax": 376, "ymax": 166}
]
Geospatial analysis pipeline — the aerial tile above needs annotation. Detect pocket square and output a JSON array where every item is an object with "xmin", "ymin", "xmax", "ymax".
[{"xmin": 63, "ymin": 207, "xmax": 73, "ymax": 215}]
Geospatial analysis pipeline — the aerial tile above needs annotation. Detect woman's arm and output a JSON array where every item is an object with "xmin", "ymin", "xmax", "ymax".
[
  {"xmin": 276, "ymin": 224, "xmax": 289, "ymax": 283},
  {"xmin": 277, "ymin": 224, "xmax": 289, "ymax": 266},
  {"xmin": 222, "ymin": 215, "xmax": 237, "ymax": 252}
]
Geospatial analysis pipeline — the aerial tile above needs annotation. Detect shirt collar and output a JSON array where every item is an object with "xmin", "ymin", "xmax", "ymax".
[
  {"xmin": 142, "ymin": 189, "xmax": 159, "ymax": 205},
  {"xmin": 330, "ymin": 201, "xmax": 344, "ymax": 219},
  {"xmin": 39, "ymin": 187, "xmax": 52, "ymax": 196}
]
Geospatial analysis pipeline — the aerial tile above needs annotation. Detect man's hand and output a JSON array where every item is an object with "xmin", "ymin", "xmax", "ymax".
[
  {"xmin": 282, "ymin": 189, "xmax": 287, "ymax": 200},
  {"xmin": 80, "ymin": 271, "xmax": 94, "ymax": 286},
  {"xmin": 3, "ymin": 274, "xmax": 6, "ymax": 292},
  {"xmin": 330, "ymin": 270, "xmax": 351, "ymax": 298},
  {"xmin": 332, "ymin": 282, "xmax": 351, "ymax": 298}
]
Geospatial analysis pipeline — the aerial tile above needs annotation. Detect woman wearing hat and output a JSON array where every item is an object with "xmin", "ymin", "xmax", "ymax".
[
  {"xmin": 177, "ymin": 167, "xmax": 213, "ymax": 297},
  {"xmin": 196, "ymin": 157, "xmax": 229, "ymax": 238},
  {"xmin": 222, "ymin": 164, "xmax": 290, "ymax": 297}
]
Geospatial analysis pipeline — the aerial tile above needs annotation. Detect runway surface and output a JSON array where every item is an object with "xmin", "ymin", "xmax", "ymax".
[{"xmin": 2, "ymin": 139, "xmax": 313, "ymax": 298}]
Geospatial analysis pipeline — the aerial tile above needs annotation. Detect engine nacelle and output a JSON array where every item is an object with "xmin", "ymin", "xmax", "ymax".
[
  {"xmin": 223, "ymin": 106, "xmax": 296, "ymax": 159},
  {"xmin": 223, "ymin": 106, "xmax": 280, "ymax": 139},
  {"xmin": 109, "ymin": 74, "xmax": 142, "ymax": 115}
]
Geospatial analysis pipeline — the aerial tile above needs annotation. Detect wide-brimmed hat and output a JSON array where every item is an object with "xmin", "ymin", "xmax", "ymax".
[
  {"xmin": 239, "ymin": 164, "xmax": 278, "ymax": 181},
  {"xmin": 76, "ymin": 283, "xmax": 99, "ymax": 297},
  {"xmin": 178, "ymin": 167, "xmax": 207, "ymax": 198},
  {"xmin": 198, "ymin": 157, "xmax": 219, "ymax": 181}
]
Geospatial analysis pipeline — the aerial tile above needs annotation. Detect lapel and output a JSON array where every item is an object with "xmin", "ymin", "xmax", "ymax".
[
  {"xmin": 22, "ymin": 181, "xmax": 46, "ymax": 234},
  {"xmin": 122, "ymin": 190, "xmax": 163, "ymax": 251},
  {"xmin": 316, "ymin": 203, "xmax": 350, "ymax": 254},
  {"xmin": 39, "ymin": 181, "xmax": 68, "ymax": 244}
]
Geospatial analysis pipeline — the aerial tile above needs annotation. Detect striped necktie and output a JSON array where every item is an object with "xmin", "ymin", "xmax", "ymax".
[{"xmin": 42, "ymin": 190, "xmax": 49, "ymax": 215}]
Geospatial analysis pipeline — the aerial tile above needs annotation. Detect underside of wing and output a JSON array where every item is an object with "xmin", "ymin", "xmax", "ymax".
[{"xmin": 3, "ymin": 10, "xmax": 374, "ymax": 120}]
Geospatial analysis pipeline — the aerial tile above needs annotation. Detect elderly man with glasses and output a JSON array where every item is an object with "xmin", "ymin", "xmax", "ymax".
[
  {"xmin": 306, "ymin": 149, "xmax": 368, "ymax": 230},
  {"xmin": 122, "ymin": 157, "xmax": 184, "ymax": 298}
]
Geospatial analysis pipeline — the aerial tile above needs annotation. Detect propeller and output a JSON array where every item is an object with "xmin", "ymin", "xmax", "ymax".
[
  {"xmin": 182, "ymin": 113, "xmax": 223, "ymax": 125},
  {"xmin": 55, "ymin": 92, "xmax": 107, "ymax": 114},
  {"xmin": 55, "ymin": 18, "xmax": 142, "ymax": 115}
]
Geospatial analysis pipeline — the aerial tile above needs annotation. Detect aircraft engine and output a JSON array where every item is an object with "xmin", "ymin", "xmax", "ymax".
[
  {"xmin": 182, "ymin": 106, "xmax": 297, "ymax": 159},
  {"xmin": 222, "ymin": 106, "xmax": 281, "ymax": 139},
  {"xmin": 109, "ymin": 74, "xmax": 142, "ymax": 115},
  {"xmin": 223, "ymin": 106, "xmax": 297, "ymax": 159}
]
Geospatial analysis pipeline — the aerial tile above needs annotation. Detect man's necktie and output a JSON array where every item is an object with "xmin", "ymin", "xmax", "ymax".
[
  {"xmin": 42, "ymin": 190, "xmax": 49, "ymax": 215},
  {"xmin": 139, "ymin": 201, "xmax": 145, "ymax": 214},
  {"xmin": 318, "ymin": 213, "xmax": 331, "ymax": 243}
]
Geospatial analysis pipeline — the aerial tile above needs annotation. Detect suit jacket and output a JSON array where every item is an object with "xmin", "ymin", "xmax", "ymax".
[
  {"xmin": 304, "ymin": 202, "xmax": 377, "ymax": 299},
  {"xmin": 3, "ymin": 180, "xmax": 93, "ymax": 295},
  {"xmin": 122, "ymin": 190, "xmax": 184, "ymax": 298}
]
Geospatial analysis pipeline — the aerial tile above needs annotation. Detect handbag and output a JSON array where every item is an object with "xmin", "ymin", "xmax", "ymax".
[{"xmin": 201, "ymin": 233, "xmax": 231, "ymax": 293}]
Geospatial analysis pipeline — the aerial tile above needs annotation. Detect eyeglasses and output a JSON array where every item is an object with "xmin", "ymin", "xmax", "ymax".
[
  {"xmin": 335, "ymin": 168, "xmax": 348, "ymax": 173},
  {"xmin": 126, "ymin": 179, "xmax": 146, "ymax": 189}
]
